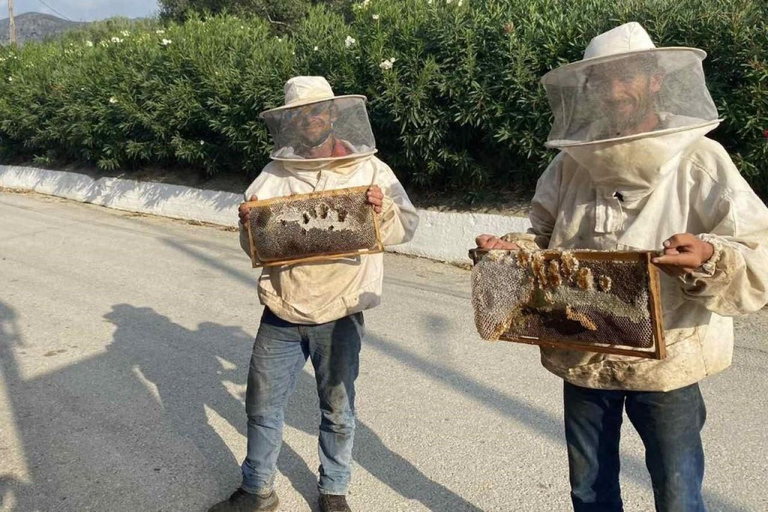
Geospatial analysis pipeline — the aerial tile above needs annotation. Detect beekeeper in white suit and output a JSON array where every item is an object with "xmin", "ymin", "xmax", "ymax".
[
  {"xmin": 476, "ymin": 22, "xmax": 768, "ymax": 511},
  {"xmin": 209, "ymin": 76, "xmax": 418, "ymax": 512}
]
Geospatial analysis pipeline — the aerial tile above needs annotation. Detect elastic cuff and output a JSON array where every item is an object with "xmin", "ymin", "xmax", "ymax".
[
  {"xmin": 680, "ymin": 234, "xmax": 724, "ymax": 283},
  {"xmin": 379, "ymin": 195, "xmax": 395, "ymax": 221},
  {"xmin": 500, "ymin": 232, "xmax": 546, "ymax": 251}
]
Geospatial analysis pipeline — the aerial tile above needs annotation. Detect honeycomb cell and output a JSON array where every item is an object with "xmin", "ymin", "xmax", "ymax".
[
  {"xmin": 247, "ymin": 187, "xmax": 382, "ymax": 266},
  {"xmin": 471, "ymin": 249, "xmax": 663, "ymax": 356}
]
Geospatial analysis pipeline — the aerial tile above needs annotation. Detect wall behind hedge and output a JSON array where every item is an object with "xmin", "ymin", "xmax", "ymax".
[{"xmin": 0, "ymin": 0, "xmax": 766, "ymax": 199}]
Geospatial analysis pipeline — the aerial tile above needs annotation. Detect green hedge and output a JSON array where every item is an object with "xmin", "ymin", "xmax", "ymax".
[{"xmin": 0, "ymin": 0, "xmax": 766, "ymax": 199}]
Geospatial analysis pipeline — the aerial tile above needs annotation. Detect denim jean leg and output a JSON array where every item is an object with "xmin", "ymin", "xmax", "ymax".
[
  {"xmin": 564, "ymin": 382, "xmax": 626, "ymax": 512},
  {"xmin": 625, "ymin": 384, "xmax": 707, "ymax": 512},
  {"xmin": 241, "ymin": 312, "xmax": 308, "ymax": 494},
  {"xmin": 308, "ymin": 313, "xmax": 364, "ymax": 495}
]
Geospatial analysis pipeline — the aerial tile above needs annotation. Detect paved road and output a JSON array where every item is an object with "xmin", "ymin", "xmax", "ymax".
[{"xmin": 0, "ymin": 190, "xmax": 766, "ymax": 512}]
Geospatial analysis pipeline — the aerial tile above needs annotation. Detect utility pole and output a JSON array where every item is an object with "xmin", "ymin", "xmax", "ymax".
[{"xmin": 8, "ymin": 0, "xmax": 16, "ymax": 45}]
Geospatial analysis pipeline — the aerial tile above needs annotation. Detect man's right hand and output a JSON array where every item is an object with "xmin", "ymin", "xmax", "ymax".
[
  {"xmin": 475, "ymin": 234, "xmax": 520, "ymax": 250},
  {"xmin": 238, "ymin": 195, "xmax": 258, "ymax": 226}
]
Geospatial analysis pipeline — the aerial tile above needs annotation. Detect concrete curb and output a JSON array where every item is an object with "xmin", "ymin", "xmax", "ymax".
[{"xmin": 0, "ymin": 165, "xmax": 531, "ymax": 263}]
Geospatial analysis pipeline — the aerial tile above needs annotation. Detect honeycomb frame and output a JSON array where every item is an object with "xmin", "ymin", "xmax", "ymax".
[
  {"xmin": 470, "ymin": 249, "xmax": 666, "ymax": 359},
  {"xmin": 245, "ymin": 186, "xmax": 383, "ymax": 267}
]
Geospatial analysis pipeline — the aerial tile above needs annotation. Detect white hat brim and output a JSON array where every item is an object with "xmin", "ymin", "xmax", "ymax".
[
  {"xmin": 260, "ymin": 94, "xmax": 368, "ymax": 117},
  {"xmin": 541, "ymin": 47, "xmax": 707, "ymax": 86}
]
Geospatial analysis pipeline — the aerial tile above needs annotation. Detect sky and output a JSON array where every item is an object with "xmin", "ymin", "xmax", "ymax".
[{"xmin": 9, "ymin": 0, "xmax": 160, "ymax": 22}]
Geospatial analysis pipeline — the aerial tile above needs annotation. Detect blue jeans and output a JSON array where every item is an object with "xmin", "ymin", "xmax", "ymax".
[
  {"xmin": 564, "ymin": 381, "xmax": 707, "ymax": 512},
  {"xmin": 241, "ymin": 308, "xmax": 363, "ymax": 496}
]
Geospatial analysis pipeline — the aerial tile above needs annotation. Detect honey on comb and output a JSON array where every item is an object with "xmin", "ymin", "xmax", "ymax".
[{"xmin": 247, "ymin": 187, "xmax": 382, "ymax": 266}]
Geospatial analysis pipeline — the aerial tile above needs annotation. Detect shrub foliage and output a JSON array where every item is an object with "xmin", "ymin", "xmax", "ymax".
[{"xmin": 0, "ymin": 0, "xmax": 766, "ymax": 198}]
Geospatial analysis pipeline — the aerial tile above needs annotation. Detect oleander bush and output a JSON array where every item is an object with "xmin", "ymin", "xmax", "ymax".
[{"xmin": 0, "ymin": 0, "xmax": 766, "ymax": 199}]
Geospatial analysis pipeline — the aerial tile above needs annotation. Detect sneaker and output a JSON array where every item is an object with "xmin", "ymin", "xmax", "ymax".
[
  {"xmin": 208, "ymin": 488, "xmax": 279, "ymax": 512},
  {"xmin": 318, "ymin": 494, "xmax": 351, "ymax": 512}
]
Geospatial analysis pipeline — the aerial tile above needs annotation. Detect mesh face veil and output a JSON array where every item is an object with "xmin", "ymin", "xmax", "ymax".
[
  {"xmin": 542, "ymin": 50, "xmax": 719, "ymax": 147},
  {"xmin": 261, "ymin": 97, "xmax": 376, "ymax": 162},
  {"xmin": 538, "ymin": 23, "xmax": 722, "ymax": 194}
]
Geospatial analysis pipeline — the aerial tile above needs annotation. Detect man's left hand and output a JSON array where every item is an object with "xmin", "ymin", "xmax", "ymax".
[
  {"xmin": 652, "ymin": 233, "xmax": 714, "ymax": 277},
  {"xmin": 366, "ymin": 186, "xmax": 384, "ymax": 214}
]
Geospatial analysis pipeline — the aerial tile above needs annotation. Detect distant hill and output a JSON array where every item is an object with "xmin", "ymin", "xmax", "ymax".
[{"xmin": 0, "ymin": 12, "xmax": 86, "ymax": 44}]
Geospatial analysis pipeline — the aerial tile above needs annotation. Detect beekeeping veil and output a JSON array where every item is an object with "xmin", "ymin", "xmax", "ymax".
[
  {"xmin": 260, "ymin": 76, "xmax": 377, "ymax": 164},
  {"xmin": 541, "ymin": 22, "xmax": 721, "ymax": 197}
]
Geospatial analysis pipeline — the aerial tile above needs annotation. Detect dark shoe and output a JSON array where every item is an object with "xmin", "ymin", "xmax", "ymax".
[
  {"xmin": 208, "ymin": 488, "xmax": 279, "ymax": 512},
  {"xmin": 318, "ymin": 494, "xmax": 351, "ymax": 512}
]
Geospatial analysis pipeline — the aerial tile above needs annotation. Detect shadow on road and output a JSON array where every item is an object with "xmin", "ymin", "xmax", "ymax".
[{"xmin": 0, "ymin": 300, "xmax": 482, "ymax": 511}]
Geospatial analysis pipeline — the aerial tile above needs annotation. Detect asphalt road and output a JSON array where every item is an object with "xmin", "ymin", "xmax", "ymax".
[{"xmin": 0, "ymin": 190, "xmax": 766, "ymax": 512}]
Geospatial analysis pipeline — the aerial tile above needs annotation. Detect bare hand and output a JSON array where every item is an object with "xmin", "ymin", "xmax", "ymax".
[
  {"xmin": 238, "ymin": 195, "xmax": 258, "ymax": 226},
  {"xmin": 652, "ymin": 233, "xmax": 714, "ymax": 277},
  {"xmin": 366, "ymin": 186, "xmax": 384, "ymax": 214},
  {"xmin": 475, "ymin": 234, "xmax": 520, "ymax": 251}
]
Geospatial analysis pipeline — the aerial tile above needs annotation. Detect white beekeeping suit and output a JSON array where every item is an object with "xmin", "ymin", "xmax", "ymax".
[
  {"xmin": 511, "ymin": 22, "xmax": 768, "ymax": 391},
  {"xmin": 240, "ymin": 76, "xmax": 419, "ymax": 324}
]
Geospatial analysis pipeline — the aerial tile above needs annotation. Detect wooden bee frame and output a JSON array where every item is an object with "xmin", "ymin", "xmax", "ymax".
[
  {"xmin": 245, "ymin": 186, "xmax": 383, "ymax": 268},
  {"xmin": 470, "ymin": 249, "xmax": 666, "ymax": 359}
]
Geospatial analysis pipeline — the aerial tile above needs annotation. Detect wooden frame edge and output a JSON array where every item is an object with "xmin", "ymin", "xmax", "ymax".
[
  {"xmin": 246, "ymin": 186, "xmax": 383, "ymax": 267},
  {"xmin": 242, "ymin": 185, "xmax": 371, "ymax": 209},
  {"xmin": 473, "ymin": 248, "xmax": 666, "ymax": 360},
  {"xmin": 646, "ymin": 253, "xmax": 667, "ymax": 359}
]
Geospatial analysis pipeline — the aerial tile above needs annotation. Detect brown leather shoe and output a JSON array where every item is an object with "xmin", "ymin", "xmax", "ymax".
[
  {"xmin": 318, "ymin": 494, "xmax": 351, "ymax": 512},
  {"xmin": 208, "ymin": 488, "xmax": 279, "ymax": 512}
]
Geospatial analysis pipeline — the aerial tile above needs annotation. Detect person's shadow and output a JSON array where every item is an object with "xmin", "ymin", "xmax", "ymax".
[
  {"xmin": 103, "ymin": 304, "xmax": 479, "ymax": 511},
  {"xmin": 284, "ymin": 370, "xmax": 482, "ymax": 511},
  {"xmin": 104, "ymin": 305, "xmax": 253, "ymax": 493}
]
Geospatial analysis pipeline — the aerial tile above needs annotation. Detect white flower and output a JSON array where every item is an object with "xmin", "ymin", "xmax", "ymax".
[
  {"xmin": 110, "ymin": 37, "xmax": 123, "ymax": 43},
  {"xmin": 109, "ymin": 97, "xmax": 118, "ymax": 104},
  {"xmin": 379, "ymin": 57, "xmax": 396, "ymax": 70},
  {"xmin": 457, "ymin": 0, "xmax": 463, "ymax": 5},
  {"xmin": 7, "ymin": 77, "xmax": 12, "ymax": 82},
  {"xmin": 362, "ymin": 0, "xmax": 370, "ymax": 6},
  {"xmin": 313, "ymin": 46, "xmax": 319, "ymax": 51},
  {"xmin": 200, "ymin": 140, "xmax": 205, "ymax": 145},
  {"xmin": 85, "ymin": 40, "xmax": 93, "ymax": 47},
  {"xmin": 161, "ymin": 39, "xmax": 172, "ymax": 46},
  {"xmin": 121, "ymin": 30, "xmax": 130, "ymax": 37},
  {"xmin": 446, "ymin": 0, "xmax": 453, "ymax": 4},
  {"xmin": 345, "ymin": 36, "xmax": 356, "ymax": 48},
  {"xmin": 156, "ymin": 29, "xmax": 165, "ymax": 35},
  {"xmin": 372, "ymin": 14, "xmax": 380, "ymax": 20}
]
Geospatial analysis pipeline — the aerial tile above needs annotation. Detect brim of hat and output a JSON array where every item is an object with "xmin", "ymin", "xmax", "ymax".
[
  {"xmin": 541, "ymin": 47, "xmax": 707, "ymax": 86},
  {"xmin": 545, "ymin": 119, "xmax": 721, "ymax": 149},
  {"xmin": 269, "ymin": 148, "xmax": 378, "ymax": 163},
  {"xmin": 260, "ymin": 94, "xmax": 368, "ymax": 117}
]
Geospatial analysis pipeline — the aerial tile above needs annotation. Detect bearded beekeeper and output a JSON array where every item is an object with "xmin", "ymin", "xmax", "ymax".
[
  {"xmin": 209, "ymin": 76, "xmax": 419, "ymax": 512},
  {"xmin": 476, "ymin": 22, "xmax": 768, "ymax": 511}
]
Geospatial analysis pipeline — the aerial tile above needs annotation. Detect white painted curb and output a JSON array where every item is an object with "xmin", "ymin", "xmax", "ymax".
[{"xmin": 0, "ymin": 165, "xmax": 531, "ymax": 263}]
